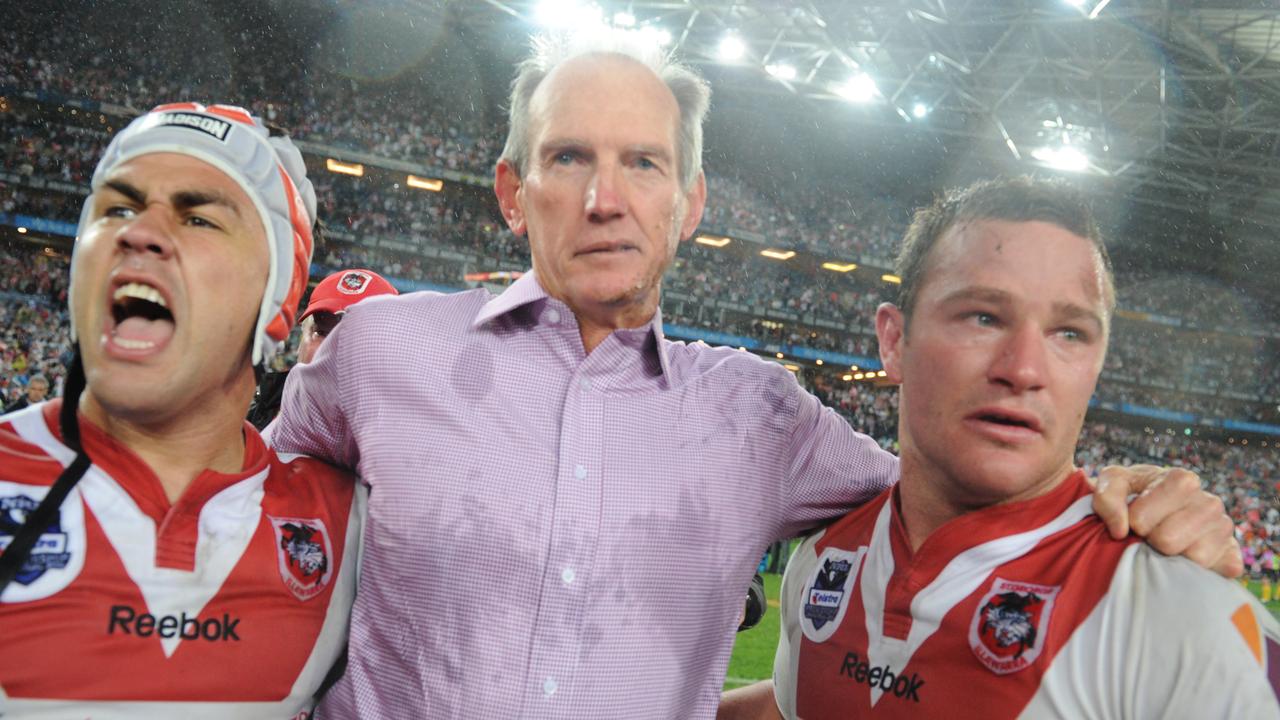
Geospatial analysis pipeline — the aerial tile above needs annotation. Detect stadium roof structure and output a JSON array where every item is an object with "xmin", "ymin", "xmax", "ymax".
[
  {"xmin": 456, "ymin": 1, "xmax": 1280, "ymax": 213},
  {"xmin": 437, "ymin": 0, "xmax": 1280, "ymax": 291}
]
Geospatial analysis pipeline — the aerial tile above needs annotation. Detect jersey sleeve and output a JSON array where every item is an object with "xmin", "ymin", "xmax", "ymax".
[
  {"xmin": 780, "ymin": 383, "xmax": 899, "ymax": 538},
  {"xmin": 1021, "ymin": 543, "xmax": 1280, "ymax": 719},
  {"xmin": 271, "ymin": 317, "xmax": 360, "ymax": 471},
  {"xmin": 773, "ymin": 533, "xmax": 823, "ymax": 720}
]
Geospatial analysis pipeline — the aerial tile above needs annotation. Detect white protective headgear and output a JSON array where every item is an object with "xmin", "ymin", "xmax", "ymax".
[{"xmin": 71, "ymin": 102, "xmax": 316, "ymax": 365}]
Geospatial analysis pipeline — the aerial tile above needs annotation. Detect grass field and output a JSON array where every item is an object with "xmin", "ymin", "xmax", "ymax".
[
  {"xmin": 725, "ymin": 572, "xmax": 783, "ymax": 690},
  {"xmin": 724, "ymin": 574, "xmax": 1280, "ymax": 691}
]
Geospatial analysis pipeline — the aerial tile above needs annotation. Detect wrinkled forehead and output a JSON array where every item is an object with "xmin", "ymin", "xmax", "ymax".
[{"xmin": 529, "ymin": 53, "xmax": 680, "ymax": 144}]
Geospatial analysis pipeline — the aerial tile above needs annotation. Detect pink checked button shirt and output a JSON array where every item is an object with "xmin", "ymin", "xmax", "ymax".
[{"xmin": 274, "ymin": 271, "xmax": 898, "ymax": 719}]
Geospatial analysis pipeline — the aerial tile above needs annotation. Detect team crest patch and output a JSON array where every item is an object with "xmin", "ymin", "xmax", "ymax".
[
  {"xmin": 268, "ymin": 516, "xmax": 333, "ymax": 601},
  {"xmin": 801, "ymin": 547, "xmax": 864, "ymax": 643},
  {"xmin": 969, "ymin": 578, "xmax": 1060, "ymax": 675},
  {"xmin": 0, "ymin": 494, "xmax": 71, "ymax": 585},
  {"xmin": 337, "ymin": 271, "xmax": 372, "ymax": 295}
]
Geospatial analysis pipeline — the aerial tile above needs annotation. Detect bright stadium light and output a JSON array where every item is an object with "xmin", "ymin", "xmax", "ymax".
[
  {"xmin": 638, "ymin": 24, "xmax": 672, "ymax": 46},
  {"xmin": 821, "ymin": 261, "xmax": 858, "ymax": 273},
  {"xmin": 695, "ymin": 234, "xmax": 731, "ymax": 248},
  {"xmin": 837, "ymin": 73, "xmax": 878, "ymax": 103},
  {"xmin": 326, "ymin": 158, "xmax": 364, "ymax": 177},
  {"xmin": 718, "ymin": 34, "xmax": 746, "ymax": 61},
  {"xmin": 766, "ymin": 63, "xmax": 797, "ymax": 81},
  {"xmin": 1031, "ymin": 145, "xmax": 1089, "ymax": 172},
  {"xmin": 612, "ymin": 10, "xmax": 635, "ymax": 27},
  {"xmin": 912, "ymin": 102, "xmax": 929, "ymax": 119},
  {"xmin": 535, "ymin": 0, "xmax": 602, "ymax": 29}
]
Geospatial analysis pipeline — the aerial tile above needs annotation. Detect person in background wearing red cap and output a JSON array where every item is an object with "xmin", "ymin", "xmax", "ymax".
[
  {"xmin": 0, "ymin": 103, "xmax": 363, "ymax": 719},
  {"xmin": 248, "ymin": 268, "xmax": 398, "ymax": 430}
]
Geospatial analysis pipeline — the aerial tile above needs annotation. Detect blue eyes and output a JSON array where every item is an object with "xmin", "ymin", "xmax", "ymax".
[{"xmin": 549, "ymin": 152, "xmax": 659, "ymax": 170}]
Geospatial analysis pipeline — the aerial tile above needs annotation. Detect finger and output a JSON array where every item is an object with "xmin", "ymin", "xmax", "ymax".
[
  {"xmin": 1172, "ymin": 515, "xmax": 1238, "ymax": 575},
  {"xmin": 1140, "ymin": 494, "xmax": 1226, "ymax": 559},
  {"xmin": 1125, "ymin": 468, "xmax": 1202, "ymax": 538},
  {"xmin": 1098, "ymin": 463, "xmax": 1163, "ymax": 495},
  {"xmin": 1209, "ymin": 537, "xmax": 1245, "ymax": 579},
  {"xmin": 1092, "ymin": 465, "xmax": 1161, "ymax": 539}
]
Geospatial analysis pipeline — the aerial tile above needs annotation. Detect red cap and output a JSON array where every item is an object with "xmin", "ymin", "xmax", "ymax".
[{"xmin": 301, "ymin": 269, "xmax": 399, "ymax": 320}]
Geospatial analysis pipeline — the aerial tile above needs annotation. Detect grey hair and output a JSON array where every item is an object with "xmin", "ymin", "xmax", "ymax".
[{"xmin": 500, "ymin": 30, "xmax": 711, "ymax": 190}]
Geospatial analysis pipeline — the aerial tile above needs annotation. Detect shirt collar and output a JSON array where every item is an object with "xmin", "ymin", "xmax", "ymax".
[
  {"xmin": 472, "ymin": 268, "xmax": 673, "ymax": 380},
  {"xmin": 472, "ymin": 269, "xmax": 550, "ymax": 328}
]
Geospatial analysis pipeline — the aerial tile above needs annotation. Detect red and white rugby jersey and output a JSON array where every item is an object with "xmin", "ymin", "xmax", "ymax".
[
  {"xmin": 0, "ymin": 401, "xmax": 364, "ymax": 719},
  {"xmin": 774, "ymin": 471, "xmax": 1280, "ymax": 719}
]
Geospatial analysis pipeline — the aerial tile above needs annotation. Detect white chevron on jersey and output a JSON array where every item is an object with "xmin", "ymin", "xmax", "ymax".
[
  {"xmin": 860, "ymin": 494, "xmax": 1093, "ymax": 706},
  {"xmin": 9, "ymin": 404, "xmax": 264, "ymax": 658}
]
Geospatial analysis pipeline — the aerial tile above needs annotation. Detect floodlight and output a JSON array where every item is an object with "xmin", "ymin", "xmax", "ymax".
[
  {"xmin": 406, "ymin": 175, "xmax": 444, "ymax": 192},
  {"xmin": 535, "ymin": 0, "xmax": 578, "ymax": 27},
  {"xmin": 1031, "ymin": 146, "xmax": 1089, "ymax": 172},
  {"xmin": 535, "ymin": 0, "xmax": 602, "ymax": 30},
  {"xmin": 639, "ymin": 25, "xmax": 672, "ymax": 46},
  {"xmin": 912, "ymin": 102, "xmax": 928, "ymax": 119},
  {"xmin": 838, "ymin": 73, "xmax": 878, "ymax": 103},
  {"xmin": 766, "ymin": 63, "xmax": 797, "ymax": 81},
  {"xmin": 821, "ymin": 262, "xmax": 857, "ymax": 273},
  {"xmin": 326, "ymin": 158, "xmax": 364, "ymax": 176},
  {"xmin": 612, "ymin": 11, "xmax": 635, "ymax": 27},
  {"xmin": 695, "ymin": 234, "xmax": 731, "ymax": 248},
  {"xmin": 719, "ymin": 34, "xmax": 746, "ymax": 61}
]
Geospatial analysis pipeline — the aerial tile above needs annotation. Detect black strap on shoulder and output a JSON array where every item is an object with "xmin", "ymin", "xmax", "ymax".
[{"xmin": 0, "ymin": 350, "xmax": 92, "ymax": 596}]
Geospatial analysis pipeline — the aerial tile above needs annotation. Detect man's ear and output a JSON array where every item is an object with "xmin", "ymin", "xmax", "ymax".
[
  {"xmin": 494, "ymin": 159, "xmax": 527, "ymax": 236},
  {"xmin": 677, "ymin": 171, "xmax": 707, "ymax": 241},
  {"xmin": 875, "ymin": 302, "xmax": 907, "ymax": 384}
]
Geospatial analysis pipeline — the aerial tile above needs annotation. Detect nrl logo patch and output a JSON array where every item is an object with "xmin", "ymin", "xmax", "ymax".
[
  {"xmin": 969, "ymin": 578, "xmax": 1061, "ymax": 675},
  {"xmin": 268, "ymin": 516, "xmax": 334, "ymax": 601},
  {"xmin": 801, "ymin": 547, "xmax": 864, "ymax": 643},
  {"xmin": 337, "ymin": 271, "xmax": 372, "ymax": 295},
  {"xmin": 0, "ymin": 494, "xmax": 71, "ymax": 585}
]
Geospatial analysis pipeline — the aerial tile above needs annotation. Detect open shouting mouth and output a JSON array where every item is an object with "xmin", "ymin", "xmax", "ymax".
[{"xmin": 104, "ymin": 280, "xmax": 175, "ymax": 357}]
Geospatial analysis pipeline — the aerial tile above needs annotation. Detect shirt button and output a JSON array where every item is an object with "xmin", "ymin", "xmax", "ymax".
[
  {"xmin": 579, "ymin": 377, "xmax": 592, "ymax": 392},
  {"xmin": 543, "ymin": 677, "xmax": 558, "ymax": 697},
  {"xmin": 562, "ymin": 567, "xmax": 576, "ymax": 585},
  {"xmin": 546, "ymin": 309, "xmax": 561, "ymax": 325},
  {"xmin": 574, "ymin": 464, "xmax": 588, "ymax": 480}
]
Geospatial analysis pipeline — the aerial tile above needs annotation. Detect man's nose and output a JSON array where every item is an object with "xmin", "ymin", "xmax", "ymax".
[
  {"xmin": 989, "ymin": 323, "xmax": 1048, "ymax": 393},
  {"xmin": 116, "ymin": 206, "xmax": 176, "ymax": 259},
  {"xmin": 584, "ymin": 163, "xmax": 627, "ymax": 222}
]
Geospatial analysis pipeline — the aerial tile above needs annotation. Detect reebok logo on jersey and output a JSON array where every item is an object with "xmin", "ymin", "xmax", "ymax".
[
  {"xmin": 838, "ymin": 651, "xmax": 925, "ymax": 702},
  {"xmin": 108, "ymin": 605, "xmax": 241, "ymax": 641}
]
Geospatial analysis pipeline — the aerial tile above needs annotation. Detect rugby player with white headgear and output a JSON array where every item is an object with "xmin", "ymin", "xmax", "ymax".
[{"xmin": 0, "ymin": 103, "xmax": 363, "ymax": 719}]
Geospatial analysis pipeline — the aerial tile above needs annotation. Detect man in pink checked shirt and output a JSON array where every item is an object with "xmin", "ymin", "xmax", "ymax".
[{"xmin": 273, "ymin": 31, "xmax": 1239, "ymax": 719}]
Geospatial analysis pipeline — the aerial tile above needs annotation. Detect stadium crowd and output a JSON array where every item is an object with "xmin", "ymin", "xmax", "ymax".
[{"xmin": 5, "ymin": 116, "xmax": 1280, "ymax": 422}]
